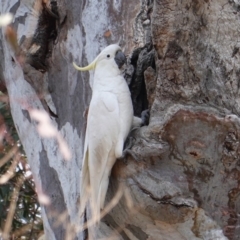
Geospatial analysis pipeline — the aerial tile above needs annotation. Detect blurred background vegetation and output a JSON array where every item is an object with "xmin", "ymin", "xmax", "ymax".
[{"xmin": 0, "ymin": 92, "xmax": 43, "ymax": 239}]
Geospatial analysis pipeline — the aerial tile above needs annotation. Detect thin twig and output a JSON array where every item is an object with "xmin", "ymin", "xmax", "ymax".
[
  {"xmin": 0, "ymin": 154, "xmax": 20, "ymax": 184},
  {"xmin": 75, "ymin": 185, "xmax": 124, "ymax": 233},
  {"xmin": 2, "ymin": 175, "xmax": 25, "ymax": 240},
  {"xmin": 0, "ymin": 145, "xmax": 18, "ymax": 168}
]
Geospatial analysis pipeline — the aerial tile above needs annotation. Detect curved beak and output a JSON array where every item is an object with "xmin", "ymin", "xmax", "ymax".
[
  {"xmin": 114, "ymin": 50, "xmax": 126, "ymax": 69},
  {"xmin": 73, "ymin": 56, "xmax": 98, "ymax": 71}
]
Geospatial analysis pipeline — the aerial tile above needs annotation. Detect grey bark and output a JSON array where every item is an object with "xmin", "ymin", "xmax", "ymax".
[{"xmin": 0, "ymin": 0, "xmax": 239, "ymax": 239}]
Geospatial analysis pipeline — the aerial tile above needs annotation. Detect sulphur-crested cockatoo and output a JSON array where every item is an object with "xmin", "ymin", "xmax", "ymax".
[{"xmin": 73, "ymin": 44, "xmax": 134, "ymax": 222}]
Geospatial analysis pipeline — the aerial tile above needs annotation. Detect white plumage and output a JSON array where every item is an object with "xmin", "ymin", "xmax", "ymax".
[{"xmin": 73, "ymin": 44, "xmax": 133, "ymax": 222}]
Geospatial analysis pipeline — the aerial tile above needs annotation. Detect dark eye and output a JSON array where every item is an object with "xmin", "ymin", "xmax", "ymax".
[{"xmin": 107, "ymin": 54, "xmax": 110, "ymax": 58}]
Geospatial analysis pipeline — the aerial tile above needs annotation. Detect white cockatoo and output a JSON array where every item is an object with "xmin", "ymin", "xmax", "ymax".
[{"xmin": 73, "ymin": 44, "xmax": 134, "ymax": 222}]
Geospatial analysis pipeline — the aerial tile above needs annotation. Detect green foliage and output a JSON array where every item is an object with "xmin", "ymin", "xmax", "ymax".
[{"xmin": 0, "ymin": 95, "xmax": 43, "ymax": 239}]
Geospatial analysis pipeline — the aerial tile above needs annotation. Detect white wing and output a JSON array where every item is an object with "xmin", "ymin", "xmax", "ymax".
[{"xmin": 80, "ymin": 91, "xmax": 120, "ymax": 220}]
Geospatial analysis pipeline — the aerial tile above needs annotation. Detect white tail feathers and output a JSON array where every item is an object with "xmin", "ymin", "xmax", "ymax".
[{"xmin": 79, "ymin": 149, "xmax": 90, "ymax": 216}]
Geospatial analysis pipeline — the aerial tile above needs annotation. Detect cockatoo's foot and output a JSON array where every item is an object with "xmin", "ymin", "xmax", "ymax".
[
  {"xmin": 118, "ymin": 136, "xmax": 136, "ymax": 162},
  {"xmin": 121, "ymin": 149, "xmax": 138, "ymax": 162},
  {"xmin": 118, "ymin": 148, "xmax": 139, "ymax": 163},
  {"xmin": 141, "ymin": 109, "xmax": 150, "ymax": 126},
  {"xmin": 123, "ymin": 136, "xmax": 135, "ymax": 150},
  {"xmin": 117, "ymin": 136, "xmax": 134, "ymax": 162},
  {"xmin": 118, "ymin": 110, "xmax": 149, "ymax": 163}
]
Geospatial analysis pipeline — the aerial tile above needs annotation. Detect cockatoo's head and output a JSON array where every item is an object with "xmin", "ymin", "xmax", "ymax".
[{"xmin": 73, "ymin": 44, "xmax": 126, "ymax": 74}]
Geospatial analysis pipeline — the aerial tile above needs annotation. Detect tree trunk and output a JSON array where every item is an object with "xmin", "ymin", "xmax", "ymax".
[{"xmin": 1, "ymin": 0, "xmax": 239, "ymax": 239}]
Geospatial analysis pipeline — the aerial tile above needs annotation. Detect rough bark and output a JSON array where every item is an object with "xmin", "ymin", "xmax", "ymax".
[{"xmin": 1, "ymin": 0, "xmax": 240, "ymax": 239}]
